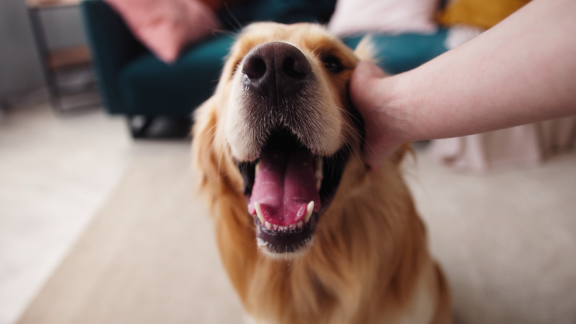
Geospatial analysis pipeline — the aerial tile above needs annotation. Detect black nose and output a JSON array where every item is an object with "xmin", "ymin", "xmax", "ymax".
[{"xmin": 241, "ymin": 42, "xmax": 311, "ymax": 105}]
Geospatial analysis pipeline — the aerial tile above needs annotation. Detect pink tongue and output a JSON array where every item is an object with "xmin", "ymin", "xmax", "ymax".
[{"xmin": 248, "ymin": 150, "xmax": 320, "ymax": 226}]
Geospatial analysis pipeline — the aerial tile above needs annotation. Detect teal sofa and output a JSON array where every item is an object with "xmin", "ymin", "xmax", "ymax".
[{"xmin": 81, "ymin": 0, "xmax": 448, "ymax": 138}]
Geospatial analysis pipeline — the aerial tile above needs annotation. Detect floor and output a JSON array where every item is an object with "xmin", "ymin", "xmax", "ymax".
[
  {"xmin": 0, "ymin": 101, "xmax": 188, "ymax": 324},
  {"xmin": 1, "ymin": 100, "xmax": 575, "ymax": 324}
]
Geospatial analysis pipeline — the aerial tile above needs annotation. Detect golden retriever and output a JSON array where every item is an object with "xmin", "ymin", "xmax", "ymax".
[{"xmin": 192, "ymin": 22, "xmax": 451, "ymax": 324}]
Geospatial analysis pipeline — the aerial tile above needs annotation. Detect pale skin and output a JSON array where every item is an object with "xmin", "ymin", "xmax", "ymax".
[{"xmin": 350, "ymin": 0, "xmax": 576, "ymax": 170}]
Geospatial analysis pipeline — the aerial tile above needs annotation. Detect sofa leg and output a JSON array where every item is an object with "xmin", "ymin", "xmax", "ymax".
[{"xmin": 127, "ymin": 116, "xmax": 154, "ymax": 139}]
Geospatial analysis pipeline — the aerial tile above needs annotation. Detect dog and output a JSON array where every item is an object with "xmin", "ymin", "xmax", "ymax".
[{"xmin": 192, "ymin": 22, "xmax": 451, "ymax": 324}]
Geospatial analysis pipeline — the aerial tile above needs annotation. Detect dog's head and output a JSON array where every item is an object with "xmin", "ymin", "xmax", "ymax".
[{"xmin": 193, "ymin": 22, "xmax": 387, "ymax": 258}]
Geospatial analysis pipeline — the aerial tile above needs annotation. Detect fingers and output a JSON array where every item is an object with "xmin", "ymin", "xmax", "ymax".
[
  {"xmin": 362, "ymin": 119, "xmax": 401, "ymax": 171},
  {"xmin": 350, "ymin": 61, "xmax": 392, "ymax": 171},
  {"xmin": 362, "ymin": 133, "xmax": 383, "ymax": 171},
  {"xmin": 363, "ymin": 139, "xmax": 400, "ymax": 171}
]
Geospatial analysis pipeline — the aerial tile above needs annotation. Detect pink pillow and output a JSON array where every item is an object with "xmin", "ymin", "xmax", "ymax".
[
  {"xmin": 328, "ymin": 0, "xmax": 439, "ymax": 36},
  {"xmin": 105, "ymin": 0, "xmax": 222, "ymax": 63}
]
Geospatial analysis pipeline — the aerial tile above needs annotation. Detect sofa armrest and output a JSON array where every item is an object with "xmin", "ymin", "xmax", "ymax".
[{"xmin": 81, "ymin": 0, "xmax": 146, "ymax": 114}]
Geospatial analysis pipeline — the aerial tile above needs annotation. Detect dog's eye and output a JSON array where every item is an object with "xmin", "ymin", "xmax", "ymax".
[{"xmin": 322, "ymin": 56, "xmax": 344, "ymax": 73}]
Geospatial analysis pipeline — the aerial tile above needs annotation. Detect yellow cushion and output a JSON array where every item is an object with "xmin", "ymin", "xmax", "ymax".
[{"xmin": 438, "ymin": 0, "xmax": 530, "ymax": 29}]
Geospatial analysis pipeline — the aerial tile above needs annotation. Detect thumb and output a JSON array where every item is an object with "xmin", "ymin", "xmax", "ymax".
[
  {"xmin": 350, "ymin": 61, "xmax": 387, "ymax": 103},
  {"xmin": 354, "ymin": 61, "xmax": 387, "ymax": 79}
]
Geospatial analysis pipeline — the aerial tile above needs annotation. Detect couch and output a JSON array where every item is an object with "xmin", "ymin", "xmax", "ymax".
[{"xmin": 81, "ymin": 0, "xmax": 449, "ymax": 138}]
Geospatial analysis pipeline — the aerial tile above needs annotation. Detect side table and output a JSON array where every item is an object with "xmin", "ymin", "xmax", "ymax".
[{"xmin": 27, "ymin": 0, "xmax": 100, "ymax": 112}]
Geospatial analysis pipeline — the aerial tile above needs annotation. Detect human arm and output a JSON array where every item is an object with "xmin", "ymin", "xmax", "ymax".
[{"xmin": 350, "ymin": 0, "xmax": 576, "ymax": 170}]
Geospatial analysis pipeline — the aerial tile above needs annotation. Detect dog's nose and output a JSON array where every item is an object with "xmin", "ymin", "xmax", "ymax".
[{"xmin": 242, "ymin": 42, "xmax": 311, "ymax": 104}]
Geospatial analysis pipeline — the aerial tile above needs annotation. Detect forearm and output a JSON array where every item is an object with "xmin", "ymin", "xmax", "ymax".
[{"xmin": 387, "ymin": 0, "xmax": 576, "ymax": 142}]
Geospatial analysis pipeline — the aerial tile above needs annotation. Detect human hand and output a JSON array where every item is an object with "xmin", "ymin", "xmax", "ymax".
[{"xmin": 350, "ymin": 61, "xmax": 411, "ymax": 171}]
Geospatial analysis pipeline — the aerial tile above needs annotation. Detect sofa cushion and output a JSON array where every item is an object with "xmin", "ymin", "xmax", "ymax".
[
  {"xmin": 217, "ymin": 0, "xmax": 336, "ymax": 29},
  {"xmin": 438, "ymin": 0, "xmax": 530, "ymax": 29},
  {"xmin": 105, "ymin": 0, "xmax": 222, "ymax": 64},
  {"xmin": 328, "ymin": 0, "xmax": 439, "ymax": 36},
  {"xmin": 118, "ymin": 36, "xmax": 235, "ymax": 117},
  {"xmin": 343, "ymin": 28, "xmax": 449, "ymax": 75}
]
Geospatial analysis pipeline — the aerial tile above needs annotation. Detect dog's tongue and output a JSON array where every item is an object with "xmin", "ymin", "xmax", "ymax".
[{"xmin": 248, "ymin": 150, "xmax": 320, "ymax": 226}]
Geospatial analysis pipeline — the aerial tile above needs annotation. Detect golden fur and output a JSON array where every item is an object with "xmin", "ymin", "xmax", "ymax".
[{"xmin": 192, "ymin": 22, "xmax": 451, "ymax": 324}]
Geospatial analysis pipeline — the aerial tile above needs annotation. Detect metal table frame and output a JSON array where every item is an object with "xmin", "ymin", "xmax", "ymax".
[{"xmin": 27, "ymin": 1, "xmax": 100, "ymax": 112}]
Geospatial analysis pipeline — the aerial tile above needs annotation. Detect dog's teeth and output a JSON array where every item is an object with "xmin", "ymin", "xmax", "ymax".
[
  {"xmin": 289, "ymin": 224, "xmax": 296, "ymax": 231},
  {"xmin": 305, "ymin": 201, "xmax": 314, "ymax": 223},
  {"xmin": 314, "ymin": 158, "xmax": 323, "ymax": 177},
  {"xmin": 314, "ymin": 158, "xmax": 323, "ymax": 190},
  {"xmin": 254, "ymin": 202, "xmax": 265, "ymax": 224},
  {"xmin": 273, "ymin": 224, "xmax": 278, "ymax": 230},
  {"xmin": 255, "ymin": 162, "xmax": 261, "ymax": 175},
  {"xmin": 279, "ymin": 226, "xmax": 286, "ymax": 231},
  {"xmin": 315, "ymin": 167, "xmax": 323, "ymax": 180},
  {"xmin": 265, "ymin": 221, "xmax": 272, "ymax": 230},
  {"xmin": 297, "ymin": 221, "xmax": 303, "ymax": 228},
  {"xmin": 314, "ymin": 156, "xmax": 323, "ymax": 171}
]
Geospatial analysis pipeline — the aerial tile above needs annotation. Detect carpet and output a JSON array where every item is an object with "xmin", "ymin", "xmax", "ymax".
[
  {"xmin": 16, "ymin": 144, "xmax": 244, "ymax": 324},
  {"xmin": 16, "ymin": 146, "xmax": 576, "ymax": 324},
  {"xmin": 404, "ymin": 152, "xmax": 576, "ymax": 324}
]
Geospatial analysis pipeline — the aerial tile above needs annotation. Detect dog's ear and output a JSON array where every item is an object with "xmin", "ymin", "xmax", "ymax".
[
  {"xmin": 192, "ymin": 97, "xmax": 220, "ymax": 196},
  {"xmin": 389, "ymin": 143, "xmax": 414, "ymax": 165},
  {"xmin": 353, "ymin": 35, "xmax": 377, "ymax": 64}
]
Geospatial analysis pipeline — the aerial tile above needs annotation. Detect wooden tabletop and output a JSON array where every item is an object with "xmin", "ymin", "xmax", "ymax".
[
  {"xmin": 47, "ymin": 45, "xmax": 92, "ymax": 71},
  {"xmin": 26, "ymin": 0, "xmax": 81, "ymax": 9}
]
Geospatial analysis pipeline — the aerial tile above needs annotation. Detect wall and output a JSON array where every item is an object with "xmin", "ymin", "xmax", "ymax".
[{"xmin": 0, "ymin": 0, "xmax": 85, "ymax": 98}]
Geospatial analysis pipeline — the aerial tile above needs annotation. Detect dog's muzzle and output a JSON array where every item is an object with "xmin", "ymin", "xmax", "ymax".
[{"xmin": 242, "ymin": 42, "xmax": 311, "ymax": 107}]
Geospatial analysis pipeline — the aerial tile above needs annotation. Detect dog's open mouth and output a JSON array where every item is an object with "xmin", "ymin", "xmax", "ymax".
[{"xmin": 237, "ymin": 128, "xmax": 349, "ymax": 255}]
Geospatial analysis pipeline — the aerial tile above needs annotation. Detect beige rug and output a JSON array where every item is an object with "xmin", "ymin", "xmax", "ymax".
[
  {"xmin": 405, "ymin": 152, "xmax": 576, "ymax": 324},
  {"xmin": 16, "ymin": 144, "xmax": 244, "ymax": 324},
  {"xmin": 16, "ymin": 146, "xmax": 576, "ymax": 324}
]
